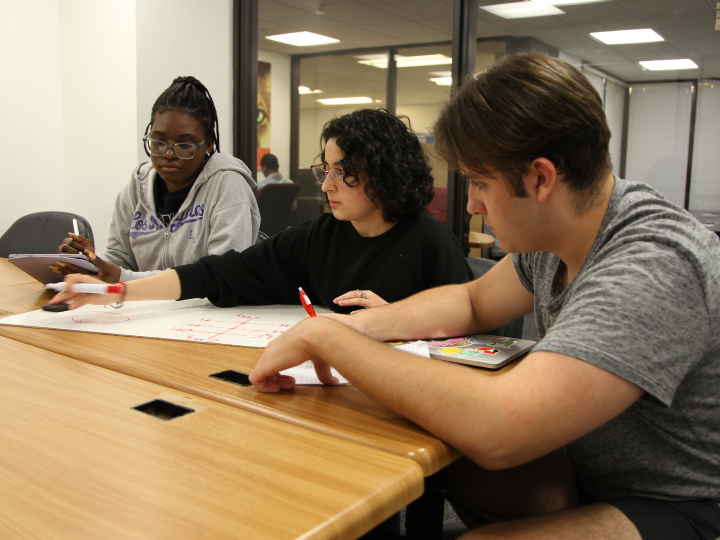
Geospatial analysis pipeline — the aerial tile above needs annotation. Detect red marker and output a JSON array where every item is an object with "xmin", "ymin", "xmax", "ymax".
[
  {"xmin": 45, "ymin": 282, "xmax": 124, "ymax": 295},
  {"xmin": 298, "ymin": 287, "xmax": 316, "ymax": 317}
]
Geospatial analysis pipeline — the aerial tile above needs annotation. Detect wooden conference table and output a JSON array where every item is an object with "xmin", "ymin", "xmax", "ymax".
[
  {"xmin": 0, "ymin": 336, "xmax": 422, "ymax": 539},
  {"xmin": 468, "ymin": 231, "xmax": 496, "ymax": 250},
  {"xmin": 0, "ymin": 258, "xmax": 461, "ymax": 477},
  {"xmin": 0, "ymin": 257, "xmax": 517, "ymax": 537},
  {"xmin": 0, "ymin": 256, "xmax": 40, "ymax": 286}
]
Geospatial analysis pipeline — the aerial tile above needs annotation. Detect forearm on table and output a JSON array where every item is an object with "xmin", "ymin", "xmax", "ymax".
[
  {"xmin": 125, "ymin": 270, "xmax": 181, "ymax": 301},
  {"xmin": 305, "ymin": 320, "xmax": 515, "ymax": 467},
  {"xmin": 353, "ymin": 282, "xmax": 481, "ymax": 341},
  {"xmin": 306, "ymin": 320, "xmax": 643, "ymax": 471}
]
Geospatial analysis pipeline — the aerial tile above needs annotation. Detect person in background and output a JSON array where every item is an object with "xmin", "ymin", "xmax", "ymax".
[
  {"xmin": 257, "ymin": 153, "xmax": 296, "ymax": 213},
  {"xmin": 56, "ymin": 76, "xmax": 260, "ymax": 282},
  {"xmin": 49, "ymin": 108, "xmax": 473, "ymax": 314},
  {"xmin": 257, "ymin": 153, "xmax": 292, "ymax": 192}
]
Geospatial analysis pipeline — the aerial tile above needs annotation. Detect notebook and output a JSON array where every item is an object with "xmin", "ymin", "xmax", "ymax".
[
  {"xmin": 389, "ymin": 334, "xmax": 536, "ymax": 370},
  {"xmin": 8, "ymin": 254, "xmax": 99, "ymax": 284}
]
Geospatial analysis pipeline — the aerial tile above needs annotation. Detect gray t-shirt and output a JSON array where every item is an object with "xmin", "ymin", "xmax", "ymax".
[{"xmin": 513, "ymin": 177, "xmax": 720, "ymax": 501}]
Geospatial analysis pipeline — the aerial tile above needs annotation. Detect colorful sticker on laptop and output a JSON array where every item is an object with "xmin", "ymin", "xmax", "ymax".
[
  {"xmin": 438, "ymin": 347, "xmax": 464, "ymax": 355},
  {"xmin": 428, "ymin": 337, "xmax": 469, "ymax": 347}
]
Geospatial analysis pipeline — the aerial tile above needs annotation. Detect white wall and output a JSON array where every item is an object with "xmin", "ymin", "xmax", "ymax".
[
  {"xmin": 1, "ymin": 0, "xmax": 234, "ymax": 252},
  {"xmin": 60, "ymin": 0, "xmax": 137, "ymax": 252},
  {"xmin": 0, "ymin": 0, "xmax": 65, "ymax": 240},
  {"xmin": 258, "ymin": 49, "xmax": 291, "ymax": 177},
  {"xmin": 689, "ymin": 83, "xmax": 720, "ymax": 210},
  {"xmin": 625, "ymin": 82, "xmax": 693, "ymax": 207},
  {"xmin": 136, "ymin": 0, "xmax": 234, "ymax": 163}
]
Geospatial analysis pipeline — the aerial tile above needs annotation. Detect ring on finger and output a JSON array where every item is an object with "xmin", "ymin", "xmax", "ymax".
[{"xmin": 358, "ymin": 289, "xmax": 367, "ymax": 299}]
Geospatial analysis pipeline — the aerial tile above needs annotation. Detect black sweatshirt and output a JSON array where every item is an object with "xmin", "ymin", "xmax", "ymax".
[{"xmin": 175, "ymin": 212, "xmax": 473, "ymax": 314}]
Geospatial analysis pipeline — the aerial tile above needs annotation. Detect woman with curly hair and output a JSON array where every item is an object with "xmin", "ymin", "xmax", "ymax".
[{"xmin": 50, "ymin": 109, "xmax": 473, "ymax": 314}]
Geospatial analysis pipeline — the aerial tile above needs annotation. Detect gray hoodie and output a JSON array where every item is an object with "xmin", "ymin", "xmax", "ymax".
[{"xmin": 101, "ymin": 153, "xmax": 260, "ymax": 281}]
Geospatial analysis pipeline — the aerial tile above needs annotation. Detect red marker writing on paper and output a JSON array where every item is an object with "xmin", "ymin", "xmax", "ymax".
[{"xmin": 298, "ymin": 287, "xmax": 316, "ymax": 317}]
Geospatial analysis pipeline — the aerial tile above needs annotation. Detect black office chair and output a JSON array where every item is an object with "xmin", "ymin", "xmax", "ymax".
[
  {"xmin": 0, "ymin": 211, "xmax": 94, "ymax": 257},
  {"xmin": 466, "ymin": 257, "xmax": 524, "ymax": 339},
  {"xmin": 255, "ymin": 230, "xmax": 269, "ymax": 244},
  {"xmin": 295, "ymin": 170, "xmax": 326, "ymax": 224},
  {"xmin": 257, "ymin": 183, "xmax": 301, "ymax": 236}
]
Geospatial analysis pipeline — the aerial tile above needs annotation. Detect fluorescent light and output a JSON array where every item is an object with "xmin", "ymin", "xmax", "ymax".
[
  {"xmin": 265, "ymin": 31, "xmax": 339, "ymax": 47},
  {"xmin": 591, "ymin": 29, "xmax": 664, "ymax": 45},
  {"xmin": 639, "ymin": 59, "xmax": 698, "ymax": 71},
  {"xmin": 317, "ymin": 97, "xmax": 373, "ymax": 105},
  {"xmin": 430, "ymin": 71, "xmax": 453, "ymax": 85},
  {"xmin": 480, "ymin": 2, "xmax": 564, "ymax": 19},
  {"xmin": 397, "ymin": 55, "xmax": 452, "ymax": 68},
  {"xmin": 532, "ymin": 0, "xmax": 606, "ymax": 5},
  {"xmin": 298, "ymin": 86, "xmax": 322, "ymax": 94},
  {"xmin": 355, "ymin": 54, "xmax": 452, "ymax": 69}
]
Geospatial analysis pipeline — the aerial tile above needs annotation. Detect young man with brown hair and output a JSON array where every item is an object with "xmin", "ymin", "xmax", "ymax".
[
  {"xmin": 250, "ymin": 52, "xmax": 720, "ymax": 540},
  {"xmin": 249, "ymin": 52, "xmax": 720, "ymax": 540}
]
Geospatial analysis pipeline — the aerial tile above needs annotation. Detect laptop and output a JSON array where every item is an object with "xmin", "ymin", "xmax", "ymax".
[{"xmin": 390, "ymin": 334, "xmax": 536, "ymax": 370}]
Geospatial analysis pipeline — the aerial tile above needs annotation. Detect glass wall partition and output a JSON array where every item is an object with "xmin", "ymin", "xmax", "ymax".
[
  {"xmin": 625, "ymin": 81, "xmax": 694, "ymax": 208},
  {"xmin": 255, "ymin": 0, "xmax": 720, "ymax": 241},
  {"xmin": 469, "ymin": 40, "xmax": 506, "ymax": 256},
  {"xmin": 394, "ymin": 43, "xmax": 454, "ymax": 226},
  {"xmin": 689, "ymin": 82, "xmax": 720, "ymax": 211}
]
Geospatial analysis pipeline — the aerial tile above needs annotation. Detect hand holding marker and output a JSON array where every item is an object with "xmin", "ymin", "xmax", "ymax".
[
  {"xmin": 43, "ymin": 281, "xmax": 126, "ymax": 312},
  {"xmin": 45, "ymin": 282, "xmax": 124, "ymax": 295}
]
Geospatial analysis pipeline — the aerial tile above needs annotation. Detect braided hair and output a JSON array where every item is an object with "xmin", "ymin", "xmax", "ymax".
[{"xmin": 145, "ymin": 76, "xmax": 221, "ymax": 154}]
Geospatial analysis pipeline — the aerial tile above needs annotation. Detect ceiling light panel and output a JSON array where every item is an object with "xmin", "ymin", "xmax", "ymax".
[
  {"xmin": 639, "ymin": 59, "xmax": 699, "ymax": 71},
  {"xmin": 591, "ymin": 29, "xmax": 664, "ymax": 45},
  {"xmin": 317, "ymin": 97, "xmax": 374, "ymax": 105},
  {"xmin": 480, "ymin": 2, "xmax": 564, "ymax": 19},
  {"xmin": 532, "ymin": 0, "xmax": 608, "ymax": 5},
  {"xmin": 355, "ymin": 54, "xmax": 452, "ymax": 69},
  {"xmin": 265, "ymin": 31, "xmax": 339, "ymax": 46},
  {"xmin": 298, "ymin": 86, "xmax": 323, "ymax": 94}
]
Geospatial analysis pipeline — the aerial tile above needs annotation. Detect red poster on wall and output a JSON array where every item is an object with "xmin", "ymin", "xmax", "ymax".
[{"xmin": 257, "ymin": 61, "xmax": 271, "ymax": 166}]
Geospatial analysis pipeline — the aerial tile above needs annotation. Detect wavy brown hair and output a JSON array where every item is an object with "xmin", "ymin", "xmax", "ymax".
[{"xmin": 434, "ymin": 53, "xmax": 612, "ymax": 211}]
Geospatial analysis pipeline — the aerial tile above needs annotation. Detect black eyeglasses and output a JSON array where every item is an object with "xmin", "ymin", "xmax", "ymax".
[
  {"xmin": 143, "ymin": 137, "xmax": 209, "ymax": 160},
  {"xmin": 310, "ymin": 165, "xmax": 351, "ymax": 187}
]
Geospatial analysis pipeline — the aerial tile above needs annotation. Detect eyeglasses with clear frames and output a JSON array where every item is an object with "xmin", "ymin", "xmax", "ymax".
[
  {"xmin": 310, "ymin": 164, "xmax": 349, "ymax": 188},
  {"xmin": 143, "ymin": 137, "xmax": 209, "ymax": 160}
]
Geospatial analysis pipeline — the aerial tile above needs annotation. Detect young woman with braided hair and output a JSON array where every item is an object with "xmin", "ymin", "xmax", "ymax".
[{"xmin": 56, "ymin": 76, "xmax": 260, "ymax": 282}]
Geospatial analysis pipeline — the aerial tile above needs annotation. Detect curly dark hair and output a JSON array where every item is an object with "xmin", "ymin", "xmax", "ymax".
[{"xmin": 319, "ymin": 108, "xmax": 434, "ymax": 223}]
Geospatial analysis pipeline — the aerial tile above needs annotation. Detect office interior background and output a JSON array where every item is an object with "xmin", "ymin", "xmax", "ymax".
[{"xmin": 1, "ymin": 0, "xmax": 718, "ymax": 252}]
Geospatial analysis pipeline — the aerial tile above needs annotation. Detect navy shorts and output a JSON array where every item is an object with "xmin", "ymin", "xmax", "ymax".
[
  {"xmin": 577, "ymin": 482, "xmax": 720, "ymax": 540},
  {"xmin": 604, "ymin": 497, "xmax": 720, "ymax": 540}
]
